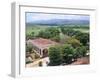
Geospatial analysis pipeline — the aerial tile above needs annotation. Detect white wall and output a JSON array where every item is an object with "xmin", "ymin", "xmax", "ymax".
[{"xmin": 0, "ymin": 0, "xmax": 100, "ymax": 80}]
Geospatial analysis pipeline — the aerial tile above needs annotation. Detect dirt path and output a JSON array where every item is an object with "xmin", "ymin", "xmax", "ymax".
[
  {"xmin": 26, "ymin": 57, "xmax": 49, "ymax": 67},
  {"xmin": 71, "ymin": 56, "xmax": 90, "ymax": 65}
]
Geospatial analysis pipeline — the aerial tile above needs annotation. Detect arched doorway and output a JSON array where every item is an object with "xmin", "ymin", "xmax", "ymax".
[{"xmin": 42, "ymin": 48, "xmax": 48, "ymax": 58}]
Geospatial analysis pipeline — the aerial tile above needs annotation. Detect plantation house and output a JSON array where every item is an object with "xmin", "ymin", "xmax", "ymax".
[{"xmin": 27, "ymin": 38, "xmax": 58, "ymax": 57}]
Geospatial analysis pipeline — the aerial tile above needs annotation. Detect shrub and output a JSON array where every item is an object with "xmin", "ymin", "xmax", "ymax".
[
  {"xmin": 38, "ymin": 61, "xmax": 43, "ymax": 67},
  {"xmin": 26, "ymin": 32, "xmax": 35, "ymax": 40},
  {"xmin": 66, "ymin": 37, "xmax": 82, "ymax": 48},
  {"xmin": 37, "ymin": 27, "xmax": 60, "ymax": 40},
  {"xmin": 51, "ymin": 35, "xmax": 60, "ymax": 42},
  {"xmin": 75, "ymin": 33, "xmax": 89, "ymax": 46},
  {"xmin": 74, "ymin": 46, "xmax": 87, "ymax": 58},
  {"xmin": 26, "ymin": 42, "xmax": 33, "ymax": 53},
  {"xmin": 61, "ymin": 44, "xmax": 74, "ymax": 64},
  {"xmin": 49, "ymin": 46, "xmax": 62, "ymax": 66}
]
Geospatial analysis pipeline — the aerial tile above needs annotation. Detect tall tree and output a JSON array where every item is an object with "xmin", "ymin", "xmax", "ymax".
[
  {"xmin": 74, "ymin": 46, "xmax": 87, "ymax": 58},
  {"xmin": 66, "ymin": 37, "xmax": 82, "ymax": 48},
  {"xmin": 49, "ymin": 46, "xmax": 62, "ymax": 66},
  {"xmin": 61, "ymin": 44, "xmax": 74, "ymax": 64}
]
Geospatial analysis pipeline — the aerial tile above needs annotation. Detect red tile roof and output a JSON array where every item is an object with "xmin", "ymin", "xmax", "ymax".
[{"xmin": 29, "ymin": 38, "xmax": 58, "ymax": 49}]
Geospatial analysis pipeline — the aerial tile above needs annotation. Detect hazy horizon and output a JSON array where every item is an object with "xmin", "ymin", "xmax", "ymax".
[{"xmin": 26, "ymin": 12, "xmax": 90, "ymax": 23}]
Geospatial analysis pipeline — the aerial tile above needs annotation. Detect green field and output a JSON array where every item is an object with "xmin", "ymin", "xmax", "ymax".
[
  {"xmin": 26, "ymin": 25, "xmax": 89, "ymax": 36},
  {"xmin": 73, "ymin": 28, "xmax": 89, "ymax": 33},
  {"xmin": 26, "ymin": 25, "xmax": 46, "ymax": 36}
]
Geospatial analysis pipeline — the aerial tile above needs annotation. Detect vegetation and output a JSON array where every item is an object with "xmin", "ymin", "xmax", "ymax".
[
  {"xmin": 26, "ymin": 24, "xmax": 89, "ymax": 65},
  {"xmin": 48, "ymin": 46, "xmax": 62, "ymax": 66},
  {"xmin": 61, "ymin": 44, "xmax": 74, "ymax": 64},
  {"xmin": 74, "ymin": 46, "xmax": 87, "ymax": 58},
  {"xmin": 37, "ymin": 27, "xmax": 60, "ymax": 42},
  {"xmin": 75, "ymin": 33, "xmax": 89, "ymax": 46},
  {"xmin": 26, "ymin": 42, "xmax": 33, "ymax": 53},
  {"xmin": 26, "ymin": 42, "xmax": 40, "ymax": 64},
  {"xmin": 38, "ymin": 61, "xmax": 43, "ymax": 67},
  {"xmin": 48, "ymin": 44, "xmax": 87, "ymax": 65},
  {"xmin": 66, "ymin": 37, "xmax": 82, "ymax": 48}
]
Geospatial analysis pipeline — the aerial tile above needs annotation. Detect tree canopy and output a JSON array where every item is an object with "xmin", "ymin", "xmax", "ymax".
[
  {"xmin": 48, "ymin": 46, "xmax": 62, "ymax": 66},
  {"xmin": 37, "ymin": 27, "xmax": 60, "ymax": 42}
]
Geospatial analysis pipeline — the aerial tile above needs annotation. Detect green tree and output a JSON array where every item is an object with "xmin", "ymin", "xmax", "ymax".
[
  {"xmin": 61, "ymin": 28, "xmax": 75, "ymax": 36},
  {"xmin": 66, "ymin": 37, "xmax": 82, "ymax": 48},
  {"xmin": 26, "ymin": 42, "xmax": 33, "ymax": 53},
  {"xmin": 75, "ymin": 33, "xmax": 89, "ymax": 46},
  {"xmin": 51, "ymin": 35, "xmax": 60, "ymax": 42},
  {"xmin": 49, "ymin": 46, "xmax": 62, "ymax": 66},
  {"xmin": 61, "ymin": 44, "xmax": 74, "ymax": 64},
  {"xmin": 37, "ymin": 27, "xmax": 60, "ymax": 39},
  {"xmin": 26, "ymin": 32, "xmax": 35, "ymax": 40},
  {"xmin": 74, "ymin": 46, "xmax": 87, "ymax": 58}
]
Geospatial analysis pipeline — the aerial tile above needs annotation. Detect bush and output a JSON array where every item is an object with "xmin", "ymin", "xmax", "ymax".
[
  {"xmin": 38, "ymin": 61, "xmax": 43, "ymax": 67},
  {"xmin": 49, "ymin": 46, "xmax": 62, "ymax": 66},
  {"xmin": 26, "ymin": 42, "xmax": 33, "ymax": 53},
  {"xmin": 61, "ymin": 28, "xmax": 75, "ymax": 36},
  {"xmin": 48, "ymin": 44, "xmax": 87, "ymax": 65},
  {"xmin": 26, "ymin": 32, "xmax": 35, "ymax": 40},
  {"xmin": 75, "ymin": 33, "xmax": 89, "ymax": 46},
  {"xmin": 51, "ymin": 35, "xmax": 60, "ymax": 42},
  {"xmin": 61, "ymin": 44, "xmax": 74, "ymax": 64},
  {"xmin": 37, "ymin": 30, "xmax": 51, "ymax": 39},
  {"xmin": 66, "ymin": 37, "xmax": 82, "ymax": 48},
  {"xmin": 37, "ymin": 27, "xmax": 60, "ymax": 40},
  {"xmin": 74, "ymin": 46, "xmax": 87, "ymax": 58}
]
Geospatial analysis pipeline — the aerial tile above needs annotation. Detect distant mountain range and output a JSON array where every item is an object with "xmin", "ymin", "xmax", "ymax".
[{"xmin": 26, "ymin": 19, "xmax": 89, "ymax": 26}]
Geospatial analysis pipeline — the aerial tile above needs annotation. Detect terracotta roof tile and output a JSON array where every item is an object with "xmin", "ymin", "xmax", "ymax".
[{"xmin": 29, "ymin": 38, "xmax": 58, "ymax": 49}]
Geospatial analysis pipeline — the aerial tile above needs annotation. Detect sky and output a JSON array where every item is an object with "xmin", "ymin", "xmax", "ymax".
[{"xmin": 26, "ymin": 12, "xmax": 90, "ymax": 23}]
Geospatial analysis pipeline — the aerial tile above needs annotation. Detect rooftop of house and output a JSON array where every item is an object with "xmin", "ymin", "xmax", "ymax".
[{"xmin": 28, "ymin": 38, "xmax": 58, "ymax": 49}]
